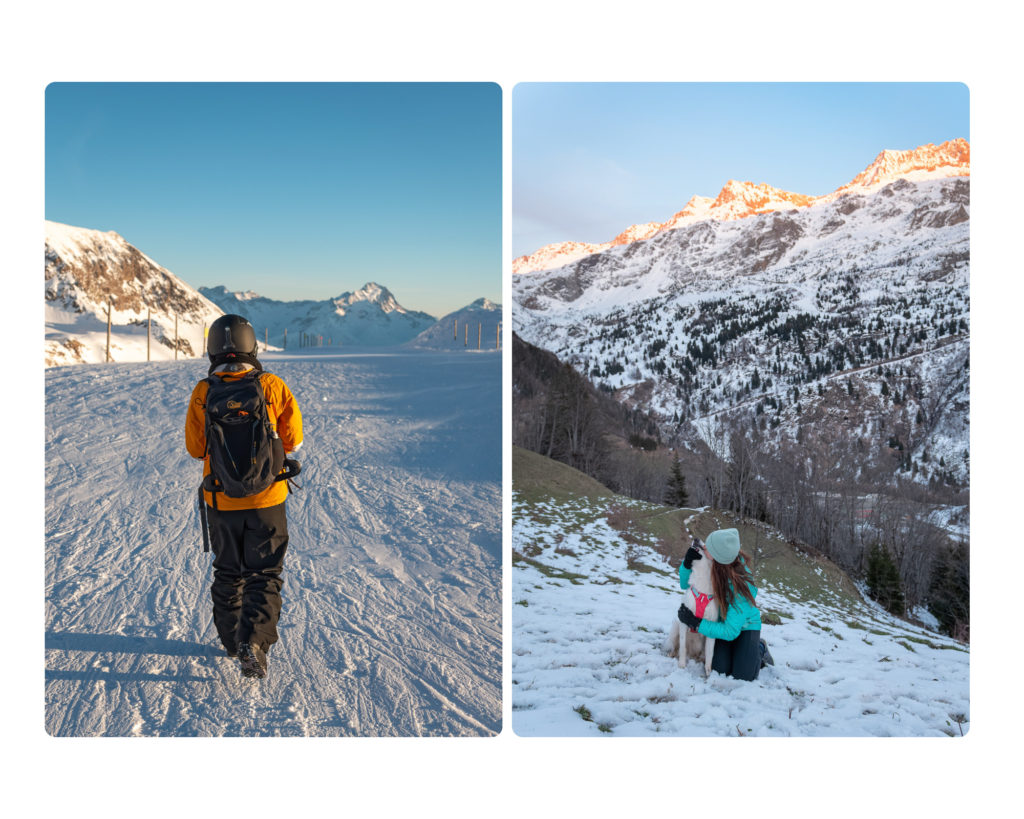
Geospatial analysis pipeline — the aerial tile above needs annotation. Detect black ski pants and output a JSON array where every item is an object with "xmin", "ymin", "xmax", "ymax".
[
  {"xmin": 207, "ymin": 502, "xmax": 289, "ymax": 653},
  {"xmin": 710, "ymin": 628, "xmax": 762, "ymax": 681}
]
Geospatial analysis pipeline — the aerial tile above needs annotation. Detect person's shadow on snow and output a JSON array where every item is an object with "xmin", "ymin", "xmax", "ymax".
[{"xmin": 45, "ymin": 631, "xmax": 217, "ymax": 682}]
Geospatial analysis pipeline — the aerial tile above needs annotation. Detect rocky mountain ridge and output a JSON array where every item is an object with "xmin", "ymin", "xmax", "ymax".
[
  {"xmin": 514, "ymin": 139, "xmax": 969, "ymax": 275},
  {"xmin": 45, "ymin": 220, "xmax": 223, "ymax": 366}
]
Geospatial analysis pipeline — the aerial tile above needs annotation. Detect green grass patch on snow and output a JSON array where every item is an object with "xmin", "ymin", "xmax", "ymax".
[{"xmin": 513, "ymin": 551, "xmax": 588, "ymax": 585}]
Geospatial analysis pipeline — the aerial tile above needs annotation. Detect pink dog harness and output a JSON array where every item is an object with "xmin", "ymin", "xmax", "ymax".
[{"xmin": 689, "ymin": 588, "xmax": 714, "ymax": 633}]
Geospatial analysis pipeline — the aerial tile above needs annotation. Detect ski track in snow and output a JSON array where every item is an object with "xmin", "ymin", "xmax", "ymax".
[
  {"xmin": 45, "ymin": 349, "xmax": 501, "ymax": 737},
  {"xmin": 512, "ymin": 495, "xmax": 969, "ymax": 737}
]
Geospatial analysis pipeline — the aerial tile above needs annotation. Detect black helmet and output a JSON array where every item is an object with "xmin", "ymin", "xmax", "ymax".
[{"xmin": 207, "ymin": 314, "xmax": 259, "ymax": 367}]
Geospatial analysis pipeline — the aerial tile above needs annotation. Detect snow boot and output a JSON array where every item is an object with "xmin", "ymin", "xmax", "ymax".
[
  {"xmin": 237, "ymin": 642, "xmax": 268, "ymax": 679},
  {"xmin": 759, "ymin": 638, "xmax": 775, "ymax": 668}
]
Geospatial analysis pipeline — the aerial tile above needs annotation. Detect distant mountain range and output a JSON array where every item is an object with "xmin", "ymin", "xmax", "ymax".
[
  {"xmin": 199, "ymin": 283, "xmax": 435, "ymax": 348},
  {"xmin": 44, "ymin": 220, "xmax": 497, "ymax": 365},
  {"xmin": 514, "ymin": 139, "xmax": 970, "ymax": 275}
]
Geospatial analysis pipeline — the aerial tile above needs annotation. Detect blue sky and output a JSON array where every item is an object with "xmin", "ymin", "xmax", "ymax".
[
  {"xmin": 46, "ymin": 83, "xmax": 501, "ymax": 318},
  {"xmin": 513, "ymin": 83, "xmax": 969, "ymax": 256}
]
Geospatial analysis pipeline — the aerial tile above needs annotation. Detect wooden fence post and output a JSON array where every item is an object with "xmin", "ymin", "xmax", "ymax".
[
  {"xmin": 106, "ymin": 301, "xmax": 111, "ymax": 362},
  {"xmin": 496, "ymin": 322, "xmax": 501, "ymax": 349},
  {"xmin": 478, "ymin": 322, "xmax": 481, "ymax": 350},
  {"xmin": 174, "ymin": 314, "xmax": 178, "ymax": 360},
  {"xmin": 147, "ymin": 309, "xmax": 151, "ymax": 361},
  {"xmin": 454, "ymin": 319, "xmax": 458, "ymax": 340}
]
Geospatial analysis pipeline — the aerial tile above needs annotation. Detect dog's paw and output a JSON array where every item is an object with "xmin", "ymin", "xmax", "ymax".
[{"xmin": 664, "ymin": 620, "xmax": 681, "ymax": 657}]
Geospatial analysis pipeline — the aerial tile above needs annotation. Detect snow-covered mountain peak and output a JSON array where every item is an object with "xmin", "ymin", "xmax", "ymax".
[
  {"xmin": 512, "ymin": 240, "xmax": 608, "ymax": 276},
  {"xmin": 673, "ymin": 194, "xmax": 714, "ymax": 217},
  {"xmin": 334, "ymin": 281, "xmax": 400, "ymax": 311},
  {"xmin": 839, "ymin": 138, "xmax": 970, "ymax": 194},
  {"xmin": 709, "ymin": 179, "xmax": 816, "ymax": 219},
  {"xmin": 716, "ymin": 178, "xmax": 811, "ymax": 209},
  {"xmin": 470, "ymin": 297, "xmax": 501, "ymax": 311},
  {"xmin": 610, "ymin": 221, "xmax": 663, "ymax": 246},
  {"xmin": 660, "ymin": 195, "xmax": 715, "ymax": 230}
]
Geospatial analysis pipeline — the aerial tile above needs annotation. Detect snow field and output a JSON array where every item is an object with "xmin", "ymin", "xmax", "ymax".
[
  {"xmin": 45, "ymin": 349, "xmax": 501, "ymax": 736},
  {"xmin": 512, "ymin": 493, "xmax": 969, "ymax": 737}
]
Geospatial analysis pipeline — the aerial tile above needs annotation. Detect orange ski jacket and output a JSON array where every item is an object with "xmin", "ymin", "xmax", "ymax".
[{"xmin": 185, "ymin": 368, "xmax": 303, "ymax": 510}]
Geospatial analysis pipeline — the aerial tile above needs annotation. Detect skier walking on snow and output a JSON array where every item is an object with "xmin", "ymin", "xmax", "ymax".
[{"xmin": 185, "ymin": 314, "xmax": 303, "ymax": 680}]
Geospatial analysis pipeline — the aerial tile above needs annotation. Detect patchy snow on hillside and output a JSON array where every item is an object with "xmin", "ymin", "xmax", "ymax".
[
  {"xmin": 45, "ymin": 348, "xmax": 501, "ymax": 736},
  {"xmin": 512, "ymin": 493, "xmax": 969, "ymax": 737}
]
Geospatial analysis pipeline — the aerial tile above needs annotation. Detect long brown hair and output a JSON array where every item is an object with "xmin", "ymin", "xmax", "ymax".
[{"xmin": 710, "ymin": 549, "xmax": 756, "ymax": 615}]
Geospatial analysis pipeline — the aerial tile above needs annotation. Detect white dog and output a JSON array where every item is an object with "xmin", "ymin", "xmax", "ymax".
[{"xmin": 663, "ymin": 542, "xmax": 718, "ymax": 675}]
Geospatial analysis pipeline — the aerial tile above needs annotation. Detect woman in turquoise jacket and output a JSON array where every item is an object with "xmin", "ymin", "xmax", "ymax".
[{"xmin": 676, "ymin": 528, "xmax": 773, "ymax": 680}]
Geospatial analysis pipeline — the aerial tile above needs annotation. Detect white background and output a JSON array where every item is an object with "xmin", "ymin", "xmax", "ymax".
[{"xmin": 6, "ymin": 1, "xmax": 1016, "ymax": 814}]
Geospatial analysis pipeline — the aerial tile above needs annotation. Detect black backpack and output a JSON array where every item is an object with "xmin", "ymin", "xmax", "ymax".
[
  {"xmin": 201, "ymin": 370, "xmax": 285, "ymax": 500},
  {"xmin": 196, "ymin": 370, "xmax": 302, "ymax": 552}
]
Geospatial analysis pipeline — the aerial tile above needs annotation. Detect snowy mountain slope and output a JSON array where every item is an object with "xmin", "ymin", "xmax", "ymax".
[
  {"xmin": 514, "ymin": 139, "xmax": 969, "ymax": 275},
  {"xmin": 407, "ymin": 297, "xmax": 502, "ymax": 350},
  {"xmin": 513, "ymin": 148, "xmax": 970, "ymax": 485},
  {"xmin": 45, "ymin": 349, "xmax": 500, "ymax": 736},
  {"xmin": 45, "ymin": 220, "xmax": 224, "ymax": 366},
  {"xmin": 200, "ymin": 283, "xmax": 436, "ymax": 348},
  {"xmin": 512, "ymin": 475, "xmax": 969, "ymax": 737},
  {"xmin": 515, "ymin": 175, "xmax": 968, "ymax": 315}
]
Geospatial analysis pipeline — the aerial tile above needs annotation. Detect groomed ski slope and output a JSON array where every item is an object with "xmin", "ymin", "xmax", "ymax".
[
  {"xmin": 512, "ymin": 493, "xmax": 969, "ymax": 737},
  {"xmin": 45, "ymin": 349, "xmax": 501, "ymax": 736}
]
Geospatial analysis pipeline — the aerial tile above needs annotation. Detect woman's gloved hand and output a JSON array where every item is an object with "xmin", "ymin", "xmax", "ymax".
[
  {"xmin": 682, "ymin": 539, "xmax": 704, "ymax": 569},
  {"xmin": 677, "ymin": 603, "xmax": 702, "ymax": 630}
]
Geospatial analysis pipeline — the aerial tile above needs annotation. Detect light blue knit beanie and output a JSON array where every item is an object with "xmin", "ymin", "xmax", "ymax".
[{"xmin": 705, "ymin": 528, "xmax": 741, "ymax": 564}]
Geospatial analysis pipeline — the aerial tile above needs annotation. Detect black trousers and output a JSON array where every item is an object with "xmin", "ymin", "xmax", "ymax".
[
  {"xmin": 710, "ymin": 629, "xmax": 762, "ymax": 681},
  {"xmin": 207, "ymin": 502, "xmax": 289, "ymax": 653}
]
